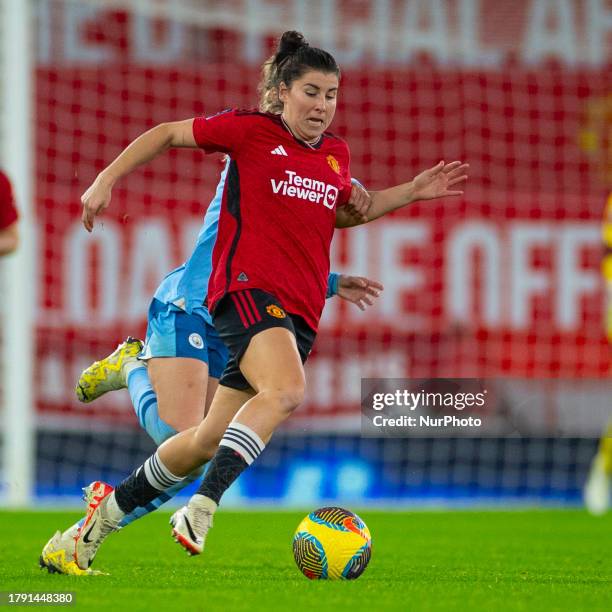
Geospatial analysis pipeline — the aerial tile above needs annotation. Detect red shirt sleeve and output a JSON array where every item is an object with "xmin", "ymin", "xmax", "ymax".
[
  {"xmin": 0, "ymin": 171, "xmax": 18, "ymax": 230},
  {"xmin": 192, "ymin": 108, "xmax": 246, "ymax": 155}
]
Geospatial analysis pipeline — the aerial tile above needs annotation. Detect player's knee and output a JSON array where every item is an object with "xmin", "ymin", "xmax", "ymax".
[{"xmin": 261, "ymin": 382, "xmax": 305, "ymax": 415}]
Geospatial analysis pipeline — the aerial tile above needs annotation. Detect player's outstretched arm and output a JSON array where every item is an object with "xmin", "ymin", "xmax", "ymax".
[
  {"xmin": 336, "ymin": 275, "xmax": 383, "ymax": 311},
  {"xmin": 81, "ymin": 119, "xmax": 197, "ymax": 232},
  {"xmin": 336, "ymin": 160, "xmax": 468, "ymax": 228}
]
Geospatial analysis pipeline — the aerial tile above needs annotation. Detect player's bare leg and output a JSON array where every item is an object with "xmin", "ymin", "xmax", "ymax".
[
  {"xmin": 167, "ymin": 386, "xmax": 254, "ymax": 553},
  {"xmin": 231, "ymin": 327, "xmax": 305, "ymax": 441},
  {"xmin": 158, "ymin": 385, "xmax": 256, "ymax": 474},
  {"xmin": 148, "ymin": 357, "xmax": 209, "ymax": 432},
  {"xmin": 169, "ymin": 328, "xmax": 305, "ymax": 554}
]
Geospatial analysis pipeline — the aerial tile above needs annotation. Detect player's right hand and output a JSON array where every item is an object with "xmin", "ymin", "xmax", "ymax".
[
  {"xmin": 337, "ymin": 275, "xmax": 383, "ymax": 310},
  {"xmin": 81, "ymin": 175, "xmax": 113, "ymax": 232},
  {"xmin": 345, "ymin": 183, "xmax": 371, "ymax": 223}
]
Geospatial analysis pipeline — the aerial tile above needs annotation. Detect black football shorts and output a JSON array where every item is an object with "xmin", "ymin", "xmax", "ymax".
[{"xmin": 212, "ymin": 288, "xmax": 316, "ymax": 390}]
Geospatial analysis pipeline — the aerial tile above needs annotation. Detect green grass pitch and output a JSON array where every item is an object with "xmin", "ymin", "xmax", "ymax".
[{"xmin": 1, "ymin": 509, "xmax": 610, "ymax": 611}]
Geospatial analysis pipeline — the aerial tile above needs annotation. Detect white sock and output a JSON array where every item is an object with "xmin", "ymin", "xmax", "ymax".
[
  {"xmin": 220, "ymin": 422, "xmax": 266, "ymax": 465},
  {"xmin": 143, "ymin": 451, "xmax": 184, "ymax": 490}
]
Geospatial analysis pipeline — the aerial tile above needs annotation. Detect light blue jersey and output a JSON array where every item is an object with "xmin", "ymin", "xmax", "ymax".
[{"xmin": 152, "ymin": 160, "xmax": 230, "ymax": 324}]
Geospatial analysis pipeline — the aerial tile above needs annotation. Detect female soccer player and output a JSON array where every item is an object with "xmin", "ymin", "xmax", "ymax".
[
  {"xmin": 40, "ymin": 66, "xmax": 381, "ymax": 576},
  {"xmin": 47, "ymin": 31, "xmax": 468, "ymax": 572}
]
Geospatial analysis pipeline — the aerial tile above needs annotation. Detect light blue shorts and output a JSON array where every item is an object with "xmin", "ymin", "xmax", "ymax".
[{"xmin": 140, "ymin": 298, "xmax": 229, "ymax": 379}]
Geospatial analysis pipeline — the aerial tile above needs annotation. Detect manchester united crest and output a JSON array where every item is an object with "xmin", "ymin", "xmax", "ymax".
[
  {"xmin": 326, "ymin": 155, "xmax": 341, "ymax": 174},
  {"xmin": 266, "ymin": 304, "xmax": 286, "ymax": 319}
]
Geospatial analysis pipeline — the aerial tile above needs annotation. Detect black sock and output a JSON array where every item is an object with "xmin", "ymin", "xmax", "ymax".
[
  {"xmin": 114, "ymin": 451, "xmax": 183, "ymax": 514},
  {"xmin": 196, "ymin": 423, "xmax": 265, "ymax": 505},
  {"xmin": 196, "ymin": 446, "xmax": 248, "ymax": 505}
]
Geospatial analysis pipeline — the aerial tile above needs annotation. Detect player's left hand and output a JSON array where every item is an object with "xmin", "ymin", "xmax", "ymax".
[
  {"xmin": 337, "ymin": 275, "xmax": 384, "ymax": 311},
  {"xmin": 345, "ymin": 183, "xmax": 371, "ymax": 223},
  {"xmin": 411, "ymin": 160, "xmax": 469, "ymax": 201}
]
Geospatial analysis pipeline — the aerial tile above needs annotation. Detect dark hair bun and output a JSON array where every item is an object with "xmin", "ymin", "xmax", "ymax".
[{"xmin": 275, "ymin": 31, "xmax": 309, "ymax": 64}]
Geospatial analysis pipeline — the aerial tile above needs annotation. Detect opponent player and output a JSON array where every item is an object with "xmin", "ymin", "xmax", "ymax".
[{"xmin": 45, "ymin": 31, "xmax": 468, "ymax": 572}]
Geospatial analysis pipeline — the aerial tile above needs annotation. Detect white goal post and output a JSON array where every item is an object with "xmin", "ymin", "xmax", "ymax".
[{"xmin": 0, "ymin": 0, "xmax": 35, "ymax": 507}]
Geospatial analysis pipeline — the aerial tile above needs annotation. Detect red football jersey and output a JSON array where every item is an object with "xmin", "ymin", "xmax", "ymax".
[
  {"xmin": 0, "ymin": 170, "xmax": 18, "ymax": 230},
  {"xmin": 193, "ymin": 109, "xmax": 352, "ymax": 332}
]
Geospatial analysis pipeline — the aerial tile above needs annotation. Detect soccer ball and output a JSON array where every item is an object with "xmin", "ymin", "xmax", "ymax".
[{"xmin": 292, "ymin": 507, "xmax": 372, "ymax": 580}]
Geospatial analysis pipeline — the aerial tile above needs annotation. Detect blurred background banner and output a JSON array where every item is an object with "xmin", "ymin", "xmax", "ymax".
[{"xmin": 1, "ymin": 0, "xmax": 611, "ymax": 505}]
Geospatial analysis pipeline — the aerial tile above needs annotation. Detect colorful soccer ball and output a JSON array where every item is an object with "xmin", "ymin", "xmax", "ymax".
[{"xmin": 292, "ymin": 507, "xmax": 372, "ymax": 580}]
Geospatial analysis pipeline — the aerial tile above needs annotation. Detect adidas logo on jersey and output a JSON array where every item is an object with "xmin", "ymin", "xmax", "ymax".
[
  {"xmin": 237, "ymin": 272, "xmax": 249, "ymax": 282},
  {"xmin": 271, "ymin": 145, "xmax": 288, "ymax": 156}
]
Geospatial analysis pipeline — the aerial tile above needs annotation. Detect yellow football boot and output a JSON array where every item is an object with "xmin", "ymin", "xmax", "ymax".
[
  {"xmin": 39, "ymin": 525, "xmax": 105, "ymax": 576},
  {"xmin": 75, "ymin": 337, "xmax": 143, "ymax": 403}
]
